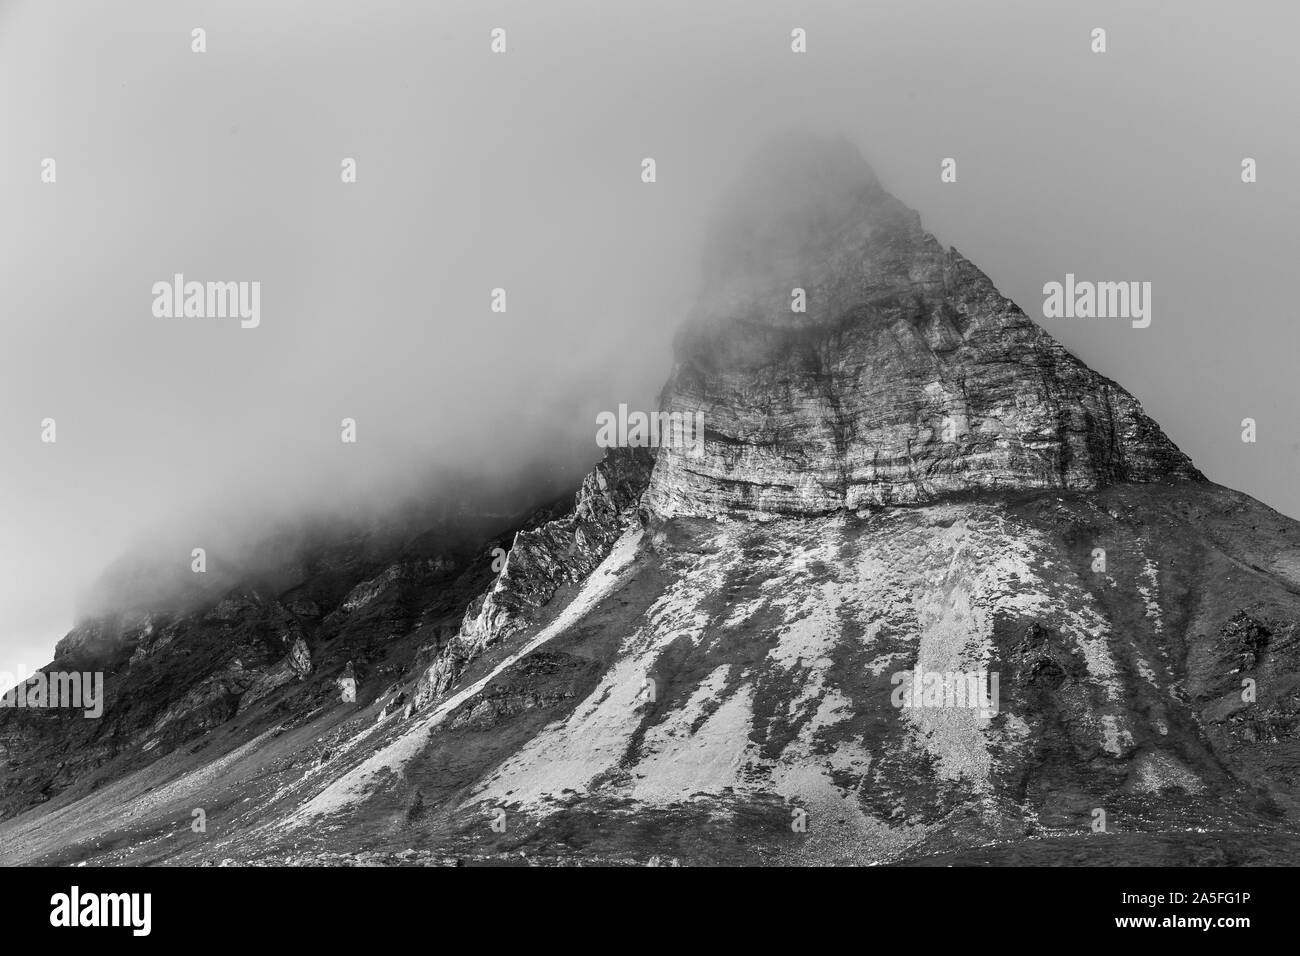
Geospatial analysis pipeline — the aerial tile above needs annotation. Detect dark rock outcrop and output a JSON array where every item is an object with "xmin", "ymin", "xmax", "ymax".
[
  {"xmin": 412, "ymin": 446, "xmax": 653, "ymax": 709},
  {"xmin": 1219, "ymin": 611, "xmax": 1272, "ymax": 671}
]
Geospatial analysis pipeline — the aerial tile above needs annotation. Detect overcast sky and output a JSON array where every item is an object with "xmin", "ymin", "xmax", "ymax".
[{"xmin": 1, "ymin": 0, "xmax": 1297, "ymax": 677}]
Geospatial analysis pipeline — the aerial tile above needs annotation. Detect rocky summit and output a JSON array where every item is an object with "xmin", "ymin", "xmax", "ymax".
[
  {"xmin": 648, "ymin": 135, "xmax": 1201, "ymax": 519},
  {"xmin": 3, "ymin": 137, "xmax": 1299, "ymax": 867}
]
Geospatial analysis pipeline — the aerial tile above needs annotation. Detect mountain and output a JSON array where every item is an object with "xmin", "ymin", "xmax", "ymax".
[
  {"xmin": 3, "ymin": 135, "xmax": 1299, "ymax": 867},
  {"xmin": 650, "ymin": 134, "xmax": 1200, "ymax": 519}
]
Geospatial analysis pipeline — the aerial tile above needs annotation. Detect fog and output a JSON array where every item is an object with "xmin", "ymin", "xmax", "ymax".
[{"xmin": 2, "ymin": 0, "xmax": 1297, "ymax": 676}]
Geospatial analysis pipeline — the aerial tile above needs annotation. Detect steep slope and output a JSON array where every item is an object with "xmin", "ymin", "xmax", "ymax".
[
  {"xmin": 1, "ymin": 135, "xmax": 1296, "ymax": 867},
  {"xmin": 0, "ymin": 477, "xmax": 586, "ymax": 824},
  {"xmin": 0, "ymin": 448, "xmax": 653, "ymax": 863},
  {"xmin": 447, "ymin": 485, "xmax": 1300, "ymax": 864},
  {"xmin": 646, "ymin": 135, "xmax": 1200, "ymax": 518},
  {"xmin": 19, "ymin": 479, "xmax": 1289, "ymax": 867}
]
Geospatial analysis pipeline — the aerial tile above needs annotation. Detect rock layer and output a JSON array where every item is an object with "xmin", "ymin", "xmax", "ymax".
[{"xmin": 645, "ymin": 135, "xmax": 1201, "ymax": 519}]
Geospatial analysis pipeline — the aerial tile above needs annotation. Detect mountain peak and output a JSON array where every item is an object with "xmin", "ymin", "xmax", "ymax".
[
  {"xmin": 694, "ymin": 134, "xmax": 894, "ymax": 328},
  {"xmin": 728, "ymin": 131, "xmax": 881, "ymax": 198},
  {"xmin": 651, "ymin": 137, "xmax": 1201, "ymax": 518}
]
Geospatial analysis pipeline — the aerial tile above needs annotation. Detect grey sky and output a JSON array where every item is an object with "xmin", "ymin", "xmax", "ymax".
[{"xmin": 2, "ymin": 0, "xmax": 1297, "ymax": 676}]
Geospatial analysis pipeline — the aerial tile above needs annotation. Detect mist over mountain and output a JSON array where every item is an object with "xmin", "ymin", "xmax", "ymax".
[
  {"xmin": 72, "ymin": 446, "xmax": 599, "ymax": 625},
  {"xmin": 2, "ymin": 0, "xmax": 1299, "ymax": 884},
  {"xmin": 2, "ymin": 135, "xmax": 1297, "ymax": 869},
  {"xmin": 5, "ymin": 1, "xmax": 1299, "ymax": 690}
]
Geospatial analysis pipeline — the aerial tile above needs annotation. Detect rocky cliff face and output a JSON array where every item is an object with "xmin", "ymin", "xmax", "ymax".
[
  {"xmin": 413, "ymin": 447, "xmax": 653, "ymax": 709},
  {"xmin": 1, "ymin": 137, "xmax": 1296, "ymax": 868},
  {"xmin": 452, "ymin": 485, "xmax": 1300, "ymax": 864},
  {"xmin": 0, "ymin": 502, "xmax": 544, "ymax": 820},
  {"xmin": 645, "ymin": 136, "xmax": 1201, "ymax": 519}
]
